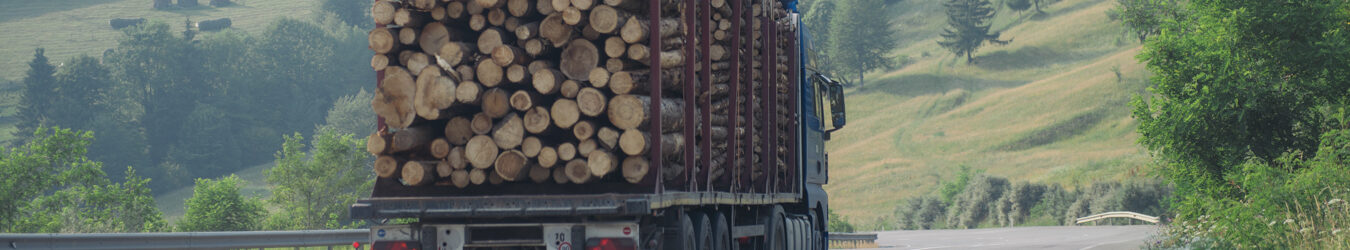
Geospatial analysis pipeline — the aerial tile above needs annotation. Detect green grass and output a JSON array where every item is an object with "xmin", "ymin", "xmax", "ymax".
[
  {"xmin": 0, "ymin": 0, "xmax": 323, "ymax": 81},
  {"xmin": 823, "ymin": 0, "xmax": 1155, "ymax": 227},
  {"xmin": 155, "ymin": 162, "xmax": 274, "ymax": 223}
]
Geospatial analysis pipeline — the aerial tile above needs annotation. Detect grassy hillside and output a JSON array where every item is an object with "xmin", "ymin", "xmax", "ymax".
[
  {"xmin": 0, "ymin": 0, "xmax": 323, "ymax": 81},
  {"xmin": 824, "ymin": 0, "xmax": 1155, "ymax": 227}
]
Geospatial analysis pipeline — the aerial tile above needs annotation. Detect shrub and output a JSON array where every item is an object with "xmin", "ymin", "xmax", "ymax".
[
  {"xmin": 946, "ymin": 175, "xmax": 1010, "ymax": 229},
  {"xmin": 895, "ymin": 195, "xmax": 947, "ymax": 230}
]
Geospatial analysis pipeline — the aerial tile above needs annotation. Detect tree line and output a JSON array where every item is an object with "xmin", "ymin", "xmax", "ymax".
[{"xmin": 14, "ymin": 14, "xmax": 373, "ymax": 192}]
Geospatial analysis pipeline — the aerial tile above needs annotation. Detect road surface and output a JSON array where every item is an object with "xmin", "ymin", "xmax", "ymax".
[{"xmin": 854, "ymin": 225, "xmax": 1160, "ymax": 250}]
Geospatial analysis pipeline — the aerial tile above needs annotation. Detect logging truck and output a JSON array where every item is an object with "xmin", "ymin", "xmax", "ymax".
[{"xmin": 352, "ymin": 0, "xmax": 845, "ymax": 249}]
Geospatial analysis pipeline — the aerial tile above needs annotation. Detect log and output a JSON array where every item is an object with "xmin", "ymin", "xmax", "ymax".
[
  {"xmin": 620, "ymin": 16, "xmax": 680, "ymax": 43},
  {"xmin": 410, "ymin": 0, "xmax": 437, "ymax": 11},
  {"xmin": 515, "ymin": 21, "xmax": 541, "ymax": 40},
  {"xmin": 366, "ymin": 132, "xmax": 391, "ymax": 155},
  {"xmin": 477, "ymin": 59, "xmax": 505, "ymax": 87},
  {"xmin": 372, "ymin": 0, "xmax": 399, "ymax": 25},
  {"xmin": 491, "ymin": 113, "xmax": 525, "ymax": 149},
  {"xmin": 368, "ymin": 27, "xmax": 399, "ymax": 54},
  {"xmin": 552, "ymin": 164, "xmax": 571, "ymax": 184},
  {"xmin": 571, "ymin": 0, "xmax": 594, "ymax": 10},
  {"xmin": 481, "ymin": 88, "xmax": 512, "ymax": 118},
  {"xmin": 596, "ymin": 126, "xmax": 620, "ymax": 149},
  {"xmin": 551, "ymin": 99, "xmax": 581, "ymax": 129},
  {"xmin": 560, "ymin": 39, "xmax": 600, "ymax": 80},
  {"xmin": 476, "ymin": 0, "xmax": 506, "ymax": 8},
  {"xmin": 510, "ymin": 89, "xmax": 543, "ymax": 111},
  {"xmin": 528, "ymin": 164, "xmax": 551, "ymax": 183},
  {"xmin": 406, "ymin": 53, "xmax": 432, "ymax": 76},
  {"xmin": 394, "ymin": 8, "xmax": 428, "ymax": 27},
  {"xmin": 451, "ymin": 169, "xmax": 470, "ymax": 188},
  {"xmin": 558, "ymin": 142, "xmax": 577, "ymax": 161},
  {"xmin": 578, "ymin": 139, "xmax": 597, "ymax": 155},
  {"xmin": 469, "ymin": 14, "xmax": 488, "ymax": 31},
  {"xmin": 538, "ymin": 146, "xmax": 559, "ymax": 168},
  {"xmin": 420, "ymin": 23, "xmax": 453, "ymax": 55},
  {"xmin": 489, "ymin": 167, "xmax": 504, "ymax": 185},
  {"xmin": 521, "ymin": 136, "xmax": 543, "ymax": 157},
  {"xmin": 465, "ymin": 135, "xmax": 500, "ymax": 169},
  {"xmin": 491, "ymin": 45, "xmax": 530, "ymax": 67},
  {"xmin": 572, "ymin": 120, "xmax": 596, "ymax": 140},
  {"xmin": 402, "ymin": 160, "xmax": 438, "ymax": 186},
  {"xmin": 371, "ymin": 53, "xmax": 392, "ymax": 71},
  {"xmin": 524, "ymin": 39, "xmax": 554, "ymax": 57},
  {"xmin": 539, "ymin": 14, "xmax": 574, "ymax": 46},
  {"xmin": 456, "ymin": 80, "xmax": 482, "ymax": 105},
  {"xmin": 398, "ymin": 26, "xmax": 419, "ymax": 46},
  {"xmin": 448, "ymin": 146, "xmax": 469, "ymax": 169},
  {"xmin": 471, "ymin": 113, "xmax": 494, "ymax": 135},
  {"xmin": 505, "ymin": 17, "xmax": 522, "ymax": 31},
  {"xmin": 506, "ymin": 64, "xmax": 531, "ymax": 83},
  {"xmin": 523, "ymin": 106, "xmax": 554, "ymax": 134},
  {"xmin": 414, "ymin": 70, "xmax": 458, "ymax": 120},
  {"xmin": 373, "ymin": 67, "xmax": 417, "ymax": 129},
  {"xmin": 431, "ymin": 6, "xmax": 447, "ymax": 21},
  {"xmin": 560, "ymin": 80, "xmax": 583, "ymax": 98},
  {"xmin": 561, "ymin": 7, "xmax": 583, "ymax": 25},
  {"xmin": 446, "ymin": 1, "xmax": 466, "ymax": 19},
  {"xmin": 581, "ymin": 24, "xmax": 603, "ymax": 42},
  {"xmin": 390, "ymin": 124, "xmax": 440, "ymax": 153},
  {"xmin": 588, "ymin": 67, "xmax": 611, "ymax": 88},
  {"xmin": 444, "ymin": 117, "xmax": 472, "ymax": 145},
  {"xmin": 621, "ymin": 155, "xmax": 649, "ymax": 183},
  {"xmin": 626, "ymin": 44, "xmax": 683, "ymax": 67},
  {"xmin": 375, "ymin": 156, "xmax": 403, "ymax": 178},
  {"xmin": 487, "ymin": 8, "xmax": 508, "ymax": 27},
  {"xmin": 430, "ymin": 138, "xmax": 451, "ymax": 159},
  {"xmin": 532, "ymin": 69, "xmax": 565, "ymax": 94},
  {"xmin": 436, "ymin": 42, "xmax": 474, "ymax": 69},
  {"xmin": 477, "ymin": 28, "xmax": 513, "ymax": 55},
  {"xmin": 618, "ymin": 128, "xmax": 683, "ymax": 157},
  {"xmin": 576, "ymin": 87, "xmax": 608, "ymax": 117},
  {"xmin": 495, "ymin": 150, "xmax": 530, "ymax": 181},
  {"xmin": 606, "ymin": 58, "xmax": 630, "ymax": 73},
  {"xmin": 588, "ymin": 5, "xmax": 631, "ymax": 34},
  {"xmin": 508, "ymin": 0, "xmax": 536, "ymax": 17},
  {"xmin": 529, "ymin": 60, "xmax": 555, "ymax": 75},
  {"xmin": 470, "ymin": 168, "xmax": 487, "ymax": 185},
  {"xmin": 587, "ymin": 150, "xmax": 618, "ymax": 177},
  {"xmin": 551, "ymin": 0, "xmax": 571, "ymax": 12},
  {"xmin": 457, "ymin": 65, "xmax": 477, "ymax": 82},
  {"xmin": 564, "ymin": 159, "xmax": 592, "ymax": 183},
  {"xmin": 607, "ymin": 94, "xmax": 681, "ymax": 131},
  {"xmin": 436, "ymin": 161, "xmax": 452, "ymax": 178}
]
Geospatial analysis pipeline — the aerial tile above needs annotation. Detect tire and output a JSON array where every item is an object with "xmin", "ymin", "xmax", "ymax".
[
  {"xmin": 677, "ymin": 211, "xmax": 696, "ymax": 250},
  {"xmin": 763, "ymin": 205, "xmax": 787, "ymax": 250},
  {"xmin": 711, "ymin": 212, "xmax": 732, "ymax": 250},
  {"xmin": 693, "ymin": 212, "xmax": 712, "ymax": 250}
]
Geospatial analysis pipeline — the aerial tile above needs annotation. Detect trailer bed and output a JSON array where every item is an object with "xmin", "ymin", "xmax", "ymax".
[{"xmin": 350, "ymin": 192, "xmax": 799, "ymax": 219}]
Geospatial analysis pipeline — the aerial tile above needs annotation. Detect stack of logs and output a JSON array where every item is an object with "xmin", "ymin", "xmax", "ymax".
[{"xmin": 366, "ymin": 0, "xmax": 795, "ymax": 188}]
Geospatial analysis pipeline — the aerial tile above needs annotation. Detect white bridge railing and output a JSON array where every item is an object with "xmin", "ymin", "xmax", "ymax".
[
  {"xmin": 0, "ymin": 229, "xmax": 368, "ymax": 250},
  {"xmin": 1075, "ymin": 211, "xmax": 1160, "ymax": 224}
]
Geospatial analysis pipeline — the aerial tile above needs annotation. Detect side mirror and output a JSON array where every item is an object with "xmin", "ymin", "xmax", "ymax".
[{"xmin": 828, "ymin": 82, "xmax": 846, "ymax": 130}]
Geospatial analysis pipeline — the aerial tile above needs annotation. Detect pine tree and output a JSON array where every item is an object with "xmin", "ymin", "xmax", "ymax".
[
  {"xmin": 937, "ymin": 0, "xmax": 1010, "ymax": 64},
  {"xmin": 16, "ymin": 48, "xmax": 57, "ymax": 139},
  {"xmin": 826, "ymin": 0, "xmax": 895, "ymax": 87}
]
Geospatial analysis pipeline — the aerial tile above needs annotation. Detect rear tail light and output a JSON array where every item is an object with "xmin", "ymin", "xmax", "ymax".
[
  {"xmin": 372, "ymin": 241, "xmax": 422, "ymax": 250},
  {"xmin": 587, "ymin": 238, "xmax": 637, "ymax": 250}
]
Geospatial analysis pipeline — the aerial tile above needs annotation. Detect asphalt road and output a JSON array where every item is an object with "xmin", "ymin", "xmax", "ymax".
[{"xmin": 854, "ymin": 225, "xmax": 1160, "ymax": 250}]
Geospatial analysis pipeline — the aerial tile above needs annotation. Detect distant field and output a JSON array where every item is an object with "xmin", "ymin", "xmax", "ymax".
[
  {"xmin": 0, "ymin": 0, "xmax": 322, "ymax": 80},
  {"xmin": 823, "ymin": 0, "xmax": 1154, "ymax": 227}
]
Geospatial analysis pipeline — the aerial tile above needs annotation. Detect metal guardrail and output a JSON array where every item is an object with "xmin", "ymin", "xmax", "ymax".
[
  {"xmin": 0, "ymin": 229, "xmax": 368, "ymax": 250},
  {"xmin": 1075, "ymin": 211, "xmax": 1160, "ymax": 224},
  {"xmin": 828, "ymin": 232, "xmax": 878, "ymax": 249}
]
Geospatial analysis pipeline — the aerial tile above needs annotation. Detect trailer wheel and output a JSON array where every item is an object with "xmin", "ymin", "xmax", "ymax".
[
  {"xmin": 692, "ymin": 212, "xmax": 712, "ymax": 250},
  {"xmin": 763, "ymin": 205, "xmax": 787, "ymax": 250},
  {"xmin": 711, "ymin": 212, "xmax": 732, "ymax": 250},
  {"xmin": 677, "ymin": 212, "xmax": 696, "ymax": 250}
]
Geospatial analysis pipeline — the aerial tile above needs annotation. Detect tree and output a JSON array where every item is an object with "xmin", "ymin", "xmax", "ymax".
[
  {"xmin": 263, "ymin": 131, "xmax": 373, "ymax": 230},
  {"xmin": 1134, "ymin": 0, "xmax": 1350, "ymax": 199},
  {"xmin": 826, "ymin": 0, "xmax": 896, "ymax": 87},
  {"xmin": 316, "ymin": 89, "xmax": 376, "ymax": 136},
  {"xmin": 1111, "ymin": 0, "xmax": 1182, "ymax": 43},
  {"xmin": 168, "ymin": 103, "xmax": 241, "ymax": 177},
  {"xmin": 107, "ymin": 21, "xmax": 203, "ymax": 172},
  {"xmin": 320, "ymin": 0, "xmax": 373, "ymax": 28},
  {"xmin": 2, "ymin": 128, "xmax": 166, "ymax": 233},
  {"xmin": 15, "ymin": 48, "xmax": 58, "ymax": 139},
  {"xmin": 937, "ymin": 0, "xmax": 1010, "ymax": 64},
  {"xmin": 177, "ymin": 175, "xmax": 265, "ymax": 231},
  {"xmin": 802, "ymin": 0, "xmax": 838, "ymax": 74}
]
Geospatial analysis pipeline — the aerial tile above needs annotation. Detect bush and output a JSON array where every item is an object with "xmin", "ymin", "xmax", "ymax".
[
  {"xmin": 945, "ymin": 175, "xmax": 1010, "ymax": 229},
  {"xmin": 895, "ymin": 195, "xmax": 947, "ymax": 230},
  {"xmin": 177, "ymin": 175, "xmax": 265, "ymax": 231},
  {"xmin": 828, "ymin": 211, "xmax": 856, "ymax": 233}
]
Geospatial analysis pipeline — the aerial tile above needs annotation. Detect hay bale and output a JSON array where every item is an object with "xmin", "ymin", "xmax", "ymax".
[
  {"xmin": 109, "ymin": 18, "xmax": 146, "ymax": 29},
  {"xmin": 196, "ymin": 18, "xmax": 232, "ymax": 32}
]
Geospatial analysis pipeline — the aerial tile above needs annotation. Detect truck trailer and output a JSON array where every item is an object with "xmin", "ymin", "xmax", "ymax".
[{"xmin": 353, "ymin": 0, "xmax": 846, "ymax": 249}]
